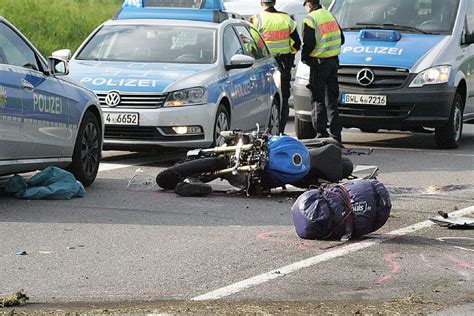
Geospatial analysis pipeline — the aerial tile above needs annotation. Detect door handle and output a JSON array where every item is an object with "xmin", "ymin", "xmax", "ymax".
[
  {"xmin": 249, "ymin": 76, "xmax": 257, "ymax": 82},
  {"xmin": 21, "ymin": 80, "xmax": 34, "ymax": 91}
]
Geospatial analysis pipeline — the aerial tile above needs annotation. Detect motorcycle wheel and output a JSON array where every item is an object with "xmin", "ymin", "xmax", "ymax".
[
  {"xmin": 342, "ymin": 156, "xmax": 354, "ymax": 179},
  {"xmin": 156, "ymin": 157, "xmax": 228, "ymax": 190}
]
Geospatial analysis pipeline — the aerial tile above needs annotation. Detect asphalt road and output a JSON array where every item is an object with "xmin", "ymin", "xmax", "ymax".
[{"xmin": 1, "ymin": 119, "xmax": 473, "ymax": 314}]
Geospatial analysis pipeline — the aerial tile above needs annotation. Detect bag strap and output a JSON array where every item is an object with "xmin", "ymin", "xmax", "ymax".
[{"xmin": 321, "ymin": 184, "xmax": 354, "ymax": 241}]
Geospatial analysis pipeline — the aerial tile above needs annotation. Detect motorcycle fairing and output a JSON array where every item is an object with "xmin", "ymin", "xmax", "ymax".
[{"xmin": 266, "ymin": 136, "xmax": 311, "ymax": 185}]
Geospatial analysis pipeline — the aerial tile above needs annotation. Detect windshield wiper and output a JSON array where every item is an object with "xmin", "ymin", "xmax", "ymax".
[{"xmin": 355, "ymin": 23, "xmax": 437, "ymax": 34}]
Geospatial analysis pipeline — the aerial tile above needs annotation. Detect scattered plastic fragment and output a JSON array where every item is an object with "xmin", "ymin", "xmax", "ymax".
[
  {"xmin": 15, "ymin": 249, "xmax": 27, "ymax": 256},
  {"xmin": 430, "ymin": 211, "xmax": 474, "ymax": 229}
]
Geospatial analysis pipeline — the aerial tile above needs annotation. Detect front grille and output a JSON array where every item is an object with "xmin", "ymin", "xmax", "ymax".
[
  {"xmin": 340, "ymin": 104, "xmax": 411, "ymax": 118},
  {"xmin": 105, "ymin": 126, "xmax": 204, "ymax": 141},
  {"xmin": 97, "ymin": 92, "xmax": 167, "ymax": 109},
  {"xmin": 338, "ymin": 66, "xmax": 409, "ymax": 89}
]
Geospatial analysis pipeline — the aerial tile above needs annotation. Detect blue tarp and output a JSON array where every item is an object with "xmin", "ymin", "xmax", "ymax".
[{"xmin": 1, "ymin": 167, "xmax": 85, "ymax": 200}]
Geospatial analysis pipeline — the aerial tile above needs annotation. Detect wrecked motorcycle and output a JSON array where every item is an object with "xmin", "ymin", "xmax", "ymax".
[{"xmin": 156, "ymin": 128, "xmax": 353, "ymax": 195}]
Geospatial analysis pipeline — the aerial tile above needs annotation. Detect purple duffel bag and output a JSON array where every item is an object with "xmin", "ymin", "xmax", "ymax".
[{"xmin": 292, "ymin": 179, "xmax": 391, "ymax": 240}]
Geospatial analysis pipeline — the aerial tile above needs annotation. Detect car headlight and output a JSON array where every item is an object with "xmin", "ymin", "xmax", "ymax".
[
  {"xmin": 295, "ymin": 61, "xmax": 310, "ymax": 80},
  {"xmin": 409, "ymin": 66, "xmax": 451, "ymax": 88},
  {"xmin": 164, "ymin": 87, "xmax": 207, "ymax": 107}
]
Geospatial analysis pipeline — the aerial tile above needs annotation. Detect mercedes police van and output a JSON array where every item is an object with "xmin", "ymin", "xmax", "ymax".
[
  {"xmin": 293, "ymin": 0, "xmax": 474, "ymax": 149},
  {"xmin": 56, "ymin": 0, "xmax": 281, "ymax": 150}
]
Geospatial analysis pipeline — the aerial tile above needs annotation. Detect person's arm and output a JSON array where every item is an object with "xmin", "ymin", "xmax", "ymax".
[
  {"xmin": 337, "ymin": 21, "xmax": 345, "ymax": 46},
  {"xmin": 289, "ymin": 17, "xmax": 301, "ymax": 54},
  {"xmin": 301, "ymin": 23, "xmax": 316, "ymax": 63},
  {"xmin": 290, "ymin": 29, "xmax": 301, "ymax": 53}
]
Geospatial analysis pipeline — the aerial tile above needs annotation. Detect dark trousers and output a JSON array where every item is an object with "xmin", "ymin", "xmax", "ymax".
[
  {"xmin": 275, "ymin": 54, "xmax": 294, "ymax": 134},
  {"xmin": 308, "ymin": 57, "xmax": 342, "ymax": 141}
]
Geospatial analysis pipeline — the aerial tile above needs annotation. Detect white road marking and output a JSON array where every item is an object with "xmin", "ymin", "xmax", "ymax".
[
  {"xmin": 353, "ymin": 165, "xmax": 378, "ymax": 173},
  {"xmin": 192, "ymin": 206, "xmax": 474, "ymax": 301},
  {"xmin": 99, "ymin": 163, "xmax": 136, "ymax": 172},
  {"xmin": 357, "ymin": 146, "xmax": 474, "ymax": 157},
  {"xmin": 99, "ymin": 156, "xmax": 172, "ymax": 172}
]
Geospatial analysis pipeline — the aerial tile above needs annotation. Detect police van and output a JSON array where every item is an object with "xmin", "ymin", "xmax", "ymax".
[
  {"xmin": 293, "ymin": 0, "xmax": 474, "ymax": 149},
  {"xmin": 55, "ymin": 0, "xmax": 281, "ymax": 150}
]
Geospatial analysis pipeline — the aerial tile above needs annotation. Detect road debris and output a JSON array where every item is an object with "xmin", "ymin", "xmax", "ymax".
[
  {"xmin": 430, "ymin": 211, "xmax": 474, "ymax": 229},
  {"xmin": 127, "ymin": 172, "xmax": 157, "ymax": 191},
  {"xmin": 0, "ymin": 291, "xmax": 29, "ymax": 308},
  {"xmin": 344, "ymin": 148, "xmax": 374, "ymax": 156},
  {"xmin": 15, "ymin": 249, "xmax": 27, "ymax": 256}
]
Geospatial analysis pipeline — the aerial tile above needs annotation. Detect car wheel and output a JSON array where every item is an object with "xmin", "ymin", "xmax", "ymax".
[
  {"xmin": 69, "ymin": 111, "xmax": 101, "ymax": 186},
  {"xmin": 435, "ymin": 92, "xmax": 463, "ymax": 149},
  {"xmin": 295, "ymin": 116, "xmax": 316, "ymax": 139},
  {"xmin": 213, "ymin": 104, "xmax": 230, "ymax": 147},
  {"xmin": 360, "ymin": 127, "xmax": 379, "ymax": 133},
  {"xmin": 268, "ymin": 99, "xmax": 280, "ymax": 135}
]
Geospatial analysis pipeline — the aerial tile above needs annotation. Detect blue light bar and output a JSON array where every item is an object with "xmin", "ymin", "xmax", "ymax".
[
  {"xmin": 117, "ymin": 7, "xmax": 218, "ymax": 22},
  {"xmin": 123, "ymin": 0, "xmax": 143, "ymax": 7},
  {"xmin": 122, "ymin": 0, "xmax": 224, "ymax": 10},
  {"xmin": 118, "ymin": 0, "xmax": 227, "ymax": 22}
]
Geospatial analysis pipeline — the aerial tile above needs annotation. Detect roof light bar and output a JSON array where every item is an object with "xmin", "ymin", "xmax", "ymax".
[
  {"xmin": 123, "ymin": 0, "xmax": 143, "ymax": 7},
  {"xmin": 122, "ymin": 0, "xmax": 224, "ymax": 10}
]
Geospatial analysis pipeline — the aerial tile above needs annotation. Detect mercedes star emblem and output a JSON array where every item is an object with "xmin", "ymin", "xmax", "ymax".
[
  {"xmin": 105, "ymin": 91, "xmax": 121, "ymax": 107},
  {"xmin": 356, "ymin": 68, "xmax": 375, "ymax": 86}
]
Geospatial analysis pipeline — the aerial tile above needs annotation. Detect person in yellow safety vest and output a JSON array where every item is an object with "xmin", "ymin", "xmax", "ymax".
[
  {"xmin": 250, "ymin": 0, "xmax": 301, "ymax": 135},
  {"xmin": 302, "ymin": 0, "xmax": 345, "ymax": 144}
]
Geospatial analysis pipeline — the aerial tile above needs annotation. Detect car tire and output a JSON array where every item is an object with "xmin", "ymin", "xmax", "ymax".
[
  {"xmin": 68, "ymin": 111, "xmax": 101, "ymax": 187},
  {"xmin": 295, "ymin": 116, "xmax": 316, "ymax": 139},
  {"xmin": 213, "ymin": 104, "xmax": 230, "ymax": 147},
  {"xmin": 360, "ymin": 127, "xmax": 379, "ymax": 133},
  {"xmin": 435, "ymin": 92, "xmax": 464, "ymax": 149},
  {"xmin": 268, "ymin": 99, "xmax": 280, "ymax": 135},
  {"xmin": 156, "ymin": 157, "xmax": 228, "ymax": 190}
]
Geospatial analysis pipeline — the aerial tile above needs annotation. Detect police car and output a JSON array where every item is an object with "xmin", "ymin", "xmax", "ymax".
[
  {"xmin": 57, "ymin": 0, "xmax": 281, "ymax": 150},
  {"xmin": 0, "ymin": 17, "xmax": 103, "ymax": 186},
  {"xmin": 293, "ymin": 0, "xmax": 474, "ymax": 149}
]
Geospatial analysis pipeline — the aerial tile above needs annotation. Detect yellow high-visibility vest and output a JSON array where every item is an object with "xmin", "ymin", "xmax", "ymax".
[
  {"xmin": 252, "ymin": 11, "xmax": 297, "ymax": 56},
  {"xmin": 303, "ymin": 8, "xmax": 342, "ymax": 58}
]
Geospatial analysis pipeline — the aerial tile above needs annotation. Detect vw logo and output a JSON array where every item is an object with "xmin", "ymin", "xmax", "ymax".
[
  {"xmin": 356, "ymin": 68, "xmax": 375, "ymax": 86},
  {"xmin": 105, "ymin": 91, "xmax": 121, "ymax": 107}
]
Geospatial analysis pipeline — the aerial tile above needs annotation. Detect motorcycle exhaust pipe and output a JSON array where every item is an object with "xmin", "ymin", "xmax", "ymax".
[
  {"xmin": 201, "ymin": 144, "xmax": 254, "ymax": 154},
  {"xmin": 214, "ymin": 164, "xmax": 259, "ymax": 176}
]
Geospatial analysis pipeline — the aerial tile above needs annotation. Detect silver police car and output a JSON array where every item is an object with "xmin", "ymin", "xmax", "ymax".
[
  {"xmin": 0, "ymin": 17, "xmax": 103, "ymax": 186},
  {"xmin": 59, "ymin": 6, "xmax": 282, "ymax": 150}
]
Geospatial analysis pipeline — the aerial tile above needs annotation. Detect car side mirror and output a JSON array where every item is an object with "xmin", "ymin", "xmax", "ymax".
[
  {"xmin": 225, "ymin": 54, "xmax": 255, "ymax": 70},
  {"xmin": 48, "ymin": 57, "xmax": 69, "ymax": 76},
  {"xmin": 52, "ymin": 49, "xmax": 72, "ymax": 61}
]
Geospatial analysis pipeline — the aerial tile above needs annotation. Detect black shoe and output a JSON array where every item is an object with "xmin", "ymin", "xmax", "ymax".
[{"xmin": 174, "ymin": 178, "xmax": 212, "ymax": 197}]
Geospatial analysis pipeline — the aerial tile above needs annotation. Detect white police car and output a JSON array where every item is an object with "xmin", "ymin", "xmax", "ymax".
[
  {"xmin": 0, "ymin": 17, "xmax": 103, "ymax": 186},
  {"xmin": 56, "ymin": 0, "xmax": 281, "ymax": 150}
]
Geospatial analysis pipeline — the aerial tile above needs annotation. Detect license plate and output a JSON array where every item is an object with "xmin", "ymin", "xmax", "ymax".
[
  {"xmin": 342, "ymin": 94, "xmax": 387, "ymax": 106},
  {"xmin": 103, "ymin": 112, "xmax": 139, "ymax": 125}
]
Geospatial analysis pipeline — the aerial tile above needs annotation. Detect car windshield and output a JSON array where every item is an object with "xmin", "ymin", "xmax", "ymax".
[
  {"xmin": 332, "ymin": 0, "xmax": 460, "ymax": 34},
  {"xmin": 76, "ymin": 25, "xmax": 217, "ymax": 64}
]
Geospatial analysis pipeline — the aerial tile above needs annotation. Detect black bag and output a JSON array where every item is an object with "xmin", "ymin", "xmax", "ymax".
[{"xmin": 292, "ymin": 179, "xmax": 391, "ymax": 240}]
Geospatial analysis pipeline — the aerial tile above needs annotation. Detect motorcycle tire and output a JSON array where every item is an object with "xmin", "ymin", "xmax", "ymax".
[
  {"xmin": 156, "ymin": 157, "xmax": 228, "ymax": 190},
  {"xmin": 342, "ymin": 156, "xmax": 354, "ymax": 179}
]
